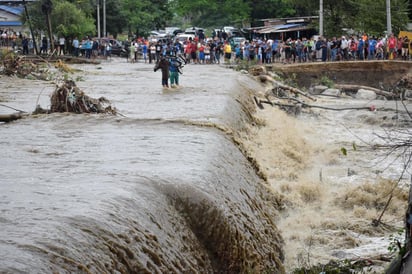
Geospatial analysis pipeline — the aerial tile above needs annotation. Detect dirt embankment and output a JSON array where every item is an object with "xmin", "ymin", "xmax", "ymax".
[{"xmin": 269, "ymin": 60, "xmax": 412, "ymax": 89}]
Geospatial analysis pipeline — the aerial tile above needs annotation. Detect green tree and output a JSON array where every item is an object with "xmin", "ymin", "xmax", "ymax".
[
  {"xmin": 249, "ymin": 0, "xmax": 295, "ymax": 26},
  {"xmin": 66, "ymin": 0, "xmax": 95, "ymax": 17},
  {"xmin": 323, "ymin": 0, "xmax": 358, "ymax": 37},
  {"xmin": 51, "ymin": 1, "xmax": 95, "ymax": 39},
  {"xmin": 287, "ymin": 0, "xmax": 315, "ymax": 16},
  {"xmin": 120, "ymin": 0, "xmax": 172, "ymax": 38},
  {"xmin": 25, "ymin": 0, "xmax": 95, "ymax": 40},
  {"xmin": 171, "ymin": 0, "xmax": 250, "ymax": 28},
  {"xmin": 216, "ymin": 0, "xmax": 250, "ymax": 27},
  {"xmin": 103, "ymin": 0, "xmax": 128, "ymax": 37},
  {"xmin": 387, "ymin": 0, "xmax": 410, "ymax": 34},
  {"xmin": 287, "ymin": 0, "xmax": 409, "ymax": 37}
]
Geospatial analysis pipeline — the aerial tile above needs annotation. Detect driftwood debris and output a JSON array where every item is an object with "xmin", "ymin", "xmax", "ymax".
[
  {"xmin": 253, "ymin": 68, "xmax": 412, "ymax": 115},
  {"xmin": 1, "ymin": 51, "xmax": 90, "ymax": 80},
  {"xmin": 249, "ymin": 66, "xmax": 268, "ymax": 76},
  {"xmin": 335, "ymin": 84, "xmax": 397, "ymax": 99},
  {"xmin": 1, "ymin": 51, "xmax": 56, "ymax": 81},
  {"xmin": 253, "ymin": 69, "xmax": 319, "ymax": 115},
  {"xmin": 0, "ymin": 104, "xmax": 27, "ymax": 123},
  {"xmin": 1, "ymin": 80, "xmax": 117, "ymax": 122},
  {"xmin": 1, "ymin": 52, "xmax": 117, "ymax": 118},
  {"xmin": 323, "ymin": 73, "xmax": 412, "ymax": 100},
  {"xmin": 0, "ymin": 112, "xmax": 25, "ymax": 123},
  {"xmin": 50, "ymin": 80, "xmax": 116, "ymax": 114},
  {"xmin": 254, "ymin": 95, "xmax": 372, "ymax": 114},
  {"xmin": 2, "ymin": 52, "xmax": 39, "ymax": 78},
  {"xmin": 258, "ymin": 74, "xmax": 317, "ymax": 101},
  {"xmin": 254, "ymin": 73, "xmax": 374, "ymax": 114}
]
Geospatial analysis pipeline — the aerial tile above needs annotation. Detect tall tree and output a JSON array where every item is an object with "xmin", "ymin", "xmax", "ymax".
[
  {"xmin": 51, "ymin": 1, "xmax": 95, "ymax": 39},
  {"xmin": 104, "ymin": 0, "xmax": 128, "ymax": 37},
  {"xmin": 389, "ymin": 0, "xmax": 410, "ymax": 34},
  {"xmin": 66, "ymin": 0, "xmax": 95, "ymax": 17},
  {"xmin": 322, "ymin": 0, "xmax": 358, "ymax": 37},
  {"xmin": 171, "ymin": 0, "xmax": 250, "ymax": 28},
  {"xmin": 250, "ymin": 0, "xmax": 295, "ymax": 26},
  {"xmin": 25, "ymin": 0, "xmax": 95, "ymax": 41},
  {"xmin": 287, "ymin": 0, "xmax": 409, "ymax": 37},
  {"xmin": 112, "ymin": 0, "xmax": 172, "ymax": 38}
]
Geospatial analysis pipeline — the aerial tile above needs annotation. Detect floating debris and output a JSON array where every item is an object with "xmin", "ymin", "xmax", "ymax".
[
  {"xmin": 49, "ymin": 80, "xmax": 116, "ymax": 114},
  {"xmin": 1, "ymin": 51, "xmax": 39, "ymax": 78}
]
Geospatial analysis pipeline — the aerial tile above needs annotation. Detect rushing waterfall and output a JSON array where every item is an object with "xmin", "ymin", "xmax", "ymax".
[{"xmin": 0, "ymin": 60, "xmax": 284, "ymax": 273}]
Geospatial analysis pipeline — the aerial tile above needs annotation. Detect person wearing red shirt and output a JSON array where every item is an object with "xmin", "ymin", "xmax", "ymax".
[
  {"xmin": 190, "ymin": 41, "xmax": 197, "ymax": 64},
  {"xmin": 387, "ymin": 33, "xmax": 397, "ymax": 60},
  {"xmin": 198, "ymin": 44, "xmax": 205, "ymax": 64}
]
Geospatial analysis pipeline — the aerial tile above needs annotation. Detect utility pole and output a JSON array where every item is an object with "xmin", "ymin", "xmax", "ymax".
[
  {"xmin": 41, "ymin": 0, "xmax": 54, "ymax": 52},
  {"xmin": 22, "ymin": 0, "xmax": 38, "ymax": 54},
  {"xmin": 319, "ymin": 0, "xmax": 324, "ymax": 36},
  {"xmin": 386, "ymin": 0, "xmax": 392, "ymax": 35},
  {"xmin": 103, "ymin": 0, "xmax": 106, "ymax": 37},
  {"xmin": 97, "ymin": 0, "xmax": 100, "ymax": 38}
]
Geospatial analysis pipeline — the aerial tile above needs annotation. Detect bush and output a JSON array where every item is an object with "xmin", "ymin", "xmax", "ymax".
[{"xmin": 319, "ymin": 75, "xmax": 334, "ymax": 88}]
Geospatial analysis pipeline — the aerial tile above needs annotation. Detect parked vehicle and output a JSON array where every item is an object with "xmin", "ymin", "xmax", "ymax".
[
  {"xmin": 228, "ymin": 36, "xmax": 246, "ymax": 47},
  {"xmin": 175, "ymin": 33, "xmax": 195, "ymax": 44},
  {"xmin": 173, "ymin": 29, "xmax": 184, "ymax": 36},
  {"xmin": 150, "ymin": 30, "xmax": 168, "ymax": 38},
  {"xmin": 185, "ymin": 27, "xmax": 204, "ymax": 35},
  {"xmin": 165, "ymin": 27, "xmax": 181, "ymax": 35},
  {"xmin": 222, "ymin": 26, "xmax": 244, "ymax": 38},
  {"xmin": 99, "ymin": 38, "xmax": 127, "ymax": 56}
]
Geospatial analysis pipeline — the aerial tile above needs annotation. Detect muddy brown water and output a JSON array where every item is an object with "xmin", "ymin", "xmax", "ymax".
[{"xmin": 0, "ymin": 59, "xmax": 284, "ymax": 273}]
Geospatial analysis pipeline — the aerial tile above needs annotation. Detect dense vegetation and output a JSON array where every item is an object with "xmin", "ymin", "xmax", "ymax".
[{"xmin": 24, "ymin": 0, "xmax": 410, "ymax": 40}]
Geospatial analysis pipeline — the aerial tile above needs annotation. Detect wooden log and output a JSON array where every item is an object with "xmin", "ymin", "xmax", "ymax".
[
  {"xmin": 335, "ymin": 84, "xmax": 397, "ymax": 98},
  {"xmin": 0, "ymin": 113, "xmax": 24, "ymax": 123},
  {"xmin": 258, "ymin": 74, "xmax": 317, "ymax": 101}
]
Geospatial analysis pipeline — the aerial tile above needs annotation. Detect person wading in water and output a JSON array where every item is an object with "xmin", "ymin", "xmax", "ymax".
[{"xmin": 154, "ymin": 57, "xmax": 170, "ymax": 88}]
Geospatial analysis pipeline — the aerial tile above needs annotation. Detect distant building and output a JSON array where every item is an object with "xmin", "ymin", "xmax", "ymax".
[
  {"xmin": 0, "ymin": 4, "xmax": 24, "ymax": 33},
  {"xmin": 251, "ymin": 16, "xmax": 318, "ymax": 41}
]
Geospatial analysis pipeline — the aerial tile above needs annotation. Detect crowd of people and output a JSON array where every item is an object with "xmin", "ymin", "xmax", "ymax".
[
  {"xmin": 277, "ymin": 33, "xmax": 412, "ymax": 63},
  {"xmin": 126, "ymin": 32, "xmax": 412, "ymax": 67},
  {"xmin": 2, "ymin": 27, "xmax": 411, "ymax": 64},
  {"xmin": 1, "ymin": 29, "xmax": 35, "ymax": 54},
  {"xmin": 0, "ymin": 29, "xmax": 115, "ymax": 59},
  {"xmin": 129, "ymin": 31, "xmax": 411, "ymax": 88},
  {"xmin": 2, "ymin": 27, "xmax": 411, "ymax": 89}
]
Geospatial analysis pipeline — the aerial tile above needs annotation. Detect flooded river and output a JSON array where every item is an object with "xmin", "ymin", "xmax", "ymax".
[
  {"xmin": 0, "ymin": 59, "xmax": 284, "ymax": 273},
  {"xmin": 1, "ymin": 57, "xmax": 411, "ymax": 273}
]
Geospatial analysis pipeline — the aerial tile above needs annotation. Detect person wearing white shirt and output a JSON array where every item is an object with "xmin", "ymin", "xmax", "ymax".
[
  {"xmin": 340, "ymin": 36, "xmax": 349, "ymax": 60},
  {"xmin": 72, "ymin": 37, "xmax": 79, "ymax": 57},
  {"xmin": 59, "ymin": 37, "xmax": 65, "ymax": 55}
]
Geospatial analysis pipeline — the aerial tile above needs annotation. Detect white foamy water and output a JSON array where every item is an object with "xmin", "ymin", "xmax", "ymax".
[{"xmin": 242, "ymin": 83, "xmax": 411, "ymax": 272}]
